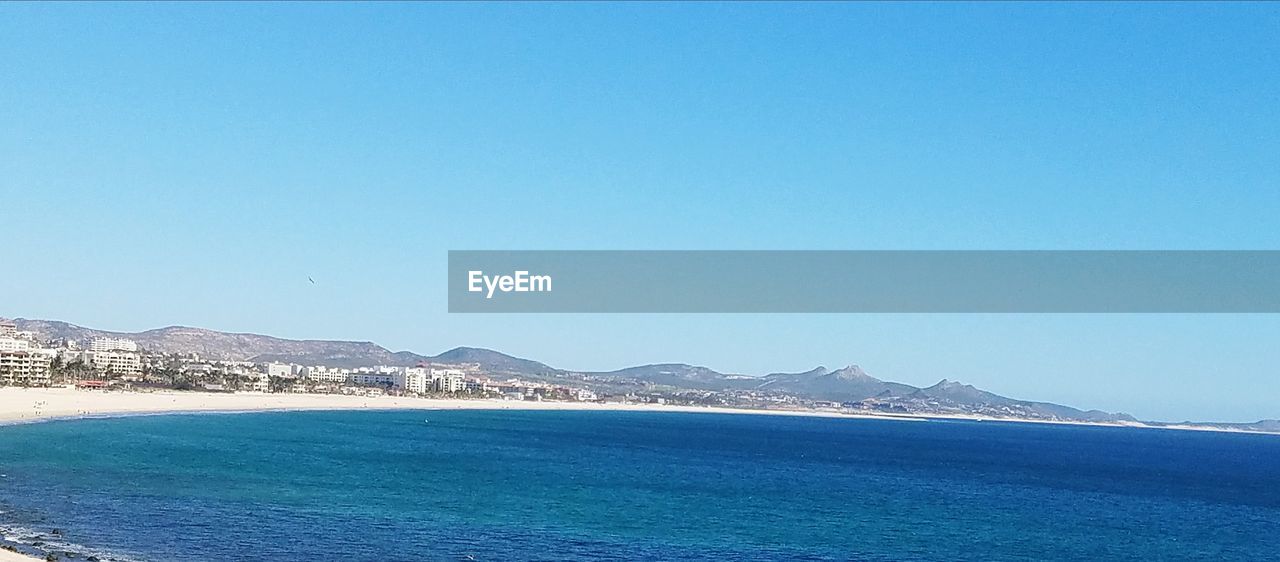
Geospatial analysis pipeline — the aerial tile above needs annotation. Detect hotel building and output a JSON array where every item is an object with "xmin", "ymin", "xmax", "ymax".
[
  {"xmin": 74, "ymin": 350, "xmax": 143, "ymax": 377},
  {"xmin": 0, "ymin": 341, "xmax": 52, "ymax": 386},
  {"xmin": 90, "ymin": 337, "xmax": 140, "ymax": 353}
]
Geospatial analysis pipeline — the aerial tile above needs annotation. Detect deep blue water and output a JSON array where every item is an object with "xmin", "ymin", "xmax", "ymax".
[{"xmin": 0, "ymin": 410, "xmax": 1277, "ymax": 561}]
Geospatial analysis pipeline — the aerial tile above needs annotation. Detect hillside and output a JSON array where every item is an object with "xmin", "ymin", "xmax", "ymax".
[
  {"xmin": 10, "ymin": 317, "xmax": 1145, "ymax": 424},
  {"xmin": 756, "ymin": 365, "xmax": 919, "ymax": 401},
  {"xmin": 12, "ymin": 319, "xmax": 428, "ymax": 368},
  {"xmin": 428, "ymin": 347, "xmax": 561, "ymax": 375}
]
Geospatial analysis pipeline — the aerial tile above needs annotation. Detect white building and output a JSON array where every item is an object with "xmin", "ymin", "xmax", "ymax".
[
  {"xmin": 90, "ymin": 337, "xmax": 139, "ymax": 353},
  {"xmin": 0, "ymin": 349, "xmax": 52, "ymax": 386},
  {"xmin": 245, "ymin": 373, "xmax": 270, "ymax": 392},
  {"xmin": 303, "ymin": 366, "xmax": 349, "ymax": 384},
  {"xmin": 349, "ymin": 373, "xmax": 396, "ymax": 386},
  {"xmin": 265, "ymin": 362, "xmax": 293, "ymax": 378},
  {"xmin": 395, "ymin": 366, "xmax": 467, "ymax": 394},
  {"xmin": 399, "ymin": 367, "xmax": 431, "ymax": 394},
  {"xmin": 79, "ymin": 350, "xmax": 142, "ymax": 377},
  {"xmin": 436, "ymin": 370, "xmax": 466, "ymax": 393},
  {"xmin": 0, "ymin": 337, "xmax": 31, "ymax": 352}
]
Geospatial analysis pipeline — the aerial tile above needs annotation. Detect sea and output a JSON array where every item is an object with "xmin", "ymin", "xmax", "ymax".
[{"xmin": 0, "ymin": 410, "xmax": 1277, "ymax": 561}]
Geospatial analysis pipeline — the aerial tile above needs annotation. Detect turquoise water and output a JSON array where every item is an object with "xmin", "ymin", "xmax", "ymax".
[{"xmin": 0, "ymin": 410, "xmax": 1277, "ymax": 561}]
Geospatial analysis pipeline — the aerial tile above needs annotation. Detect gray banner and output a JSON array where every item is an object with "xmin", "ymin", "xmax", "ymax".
[{"xmin": 447, "ymin": 251, "xmax": 1280, "ymax": 313}]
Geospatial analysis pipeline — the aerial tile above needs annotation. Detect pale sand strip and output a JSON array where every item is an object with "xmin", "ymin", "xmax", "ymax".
[
  {"xmin": 0, "ymin": 550, "xmax": 38, "ymax": 562},
  {"xmin": 0, "ymin": 386, "xmax": 904, "ymax": 426},
  {"xmin": 0, "ymin": 387, "xmax": 1263, "ymax": 433},
  {"xmin": 0, "ymin": 549, "xmax": 38, "ymax": 562},
  {"xmin": 5, "ymin": 387, "xmax": 1276, "ymax": 441}
]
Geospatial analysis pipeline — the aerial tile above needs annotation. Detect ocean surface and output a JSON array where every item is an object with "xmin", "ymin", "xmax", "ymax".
[{"xmin": 0, "ymin": 410, "xmax": 1277, "ymax": 561}]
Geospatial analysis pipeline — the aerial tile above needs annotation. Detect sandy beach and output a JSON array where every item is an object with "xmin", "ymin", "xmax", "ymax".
[
  {"xmin": 0, "ymin": 386, "xmax": 902, "ymax": 427},
  {"xmin": 0, "ymin": 387, "xmax": 1264, "ymax": 434},
  {"xmin": 0, "ymin": 549, "xmax": 37, "ymax": 562}
]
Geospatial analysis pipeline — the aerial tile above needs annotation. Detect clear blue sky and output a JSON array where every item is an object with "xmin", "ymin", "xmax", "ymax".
[{"xmin": 2, "ymin": 3, "xmax": 1278, "ymax": 422}]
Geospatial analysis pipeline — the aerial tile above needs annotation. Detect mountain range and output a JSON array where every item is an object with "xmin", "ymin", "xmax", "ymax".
[
  {"xmin": 14, "ymin": 319, "xmax": 432, "ymax": 367},
  {"xmin": 10, "ymin": 317, "xmax": 1274, "ymax": 429}
]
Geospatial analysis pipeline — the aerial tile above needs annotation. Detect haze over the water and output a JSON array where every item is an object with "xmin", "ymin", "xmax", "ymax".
[{"xmin": 3, "ymin": 3, "xmax": 1279, "ymax": 422}]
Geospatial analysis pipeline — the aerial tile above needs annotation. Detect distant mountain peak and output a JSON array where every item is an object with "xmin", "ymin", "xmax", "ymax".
[
  {"xmin": 766, "ymin": 366, "xmax": 829, "ymax": 378},
  {"xmin": 438, "ymin": 346, "xmax": 503, "ymax": 356},
  {"xmin": 928, "ymin": 379, "xmax": 974, "ymax": 390},
  {"xmin": 430, "ymin": 347, "xmax": 559, "ymax": 375},
  {"xmin": 829, "ymin": 365, "xmax": 873, "ymax": 380}
]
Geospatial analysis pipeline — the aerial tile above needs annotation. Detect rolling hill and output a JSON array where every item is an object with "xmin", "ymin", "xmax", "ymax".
[{"xmin": 9, "ymin": 317, "xmax": 1141, "ymax": 423}]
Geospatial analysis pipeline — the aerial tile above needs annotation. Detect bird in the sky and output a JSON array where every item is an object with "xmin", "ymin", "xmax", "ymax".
[{"xmin": 308, "ymin": 276, "xmax": 315, "ymax": 284}]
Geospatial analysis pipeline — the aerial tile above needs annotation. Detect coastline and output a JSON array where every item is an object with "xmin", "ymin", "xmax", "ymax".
[
  {"xmin": 0, "ymin": 387, "xmax": 916, "ymax": 427},
  {"xmin": 0, "ymin": 549, "xmax": 38, "ymax": 562},
  {"xmin": 0, "ymin": 551, "xmax": 37, "ymax": 562},
  {"xmin": 0, "ymin": 387, "xmax": 1272, "ymax": 435}
]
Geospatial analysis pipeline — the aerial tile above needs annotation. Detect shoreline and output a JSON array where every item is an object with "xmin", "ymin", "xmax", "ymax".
[
  {"xmin": 0, "ymin": 550, "xmax": 38, "ymax": 562},
  {"xmin": 0, "ymin": 387, "xmax": 1273, "ymax": 436},
  {"xmin": 0, "ymin": 549, "xmax": 38, "ymax": 562},
  {"xmin": 0, "ymin": 387, "xmax": 918, "ymax": 428}
]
